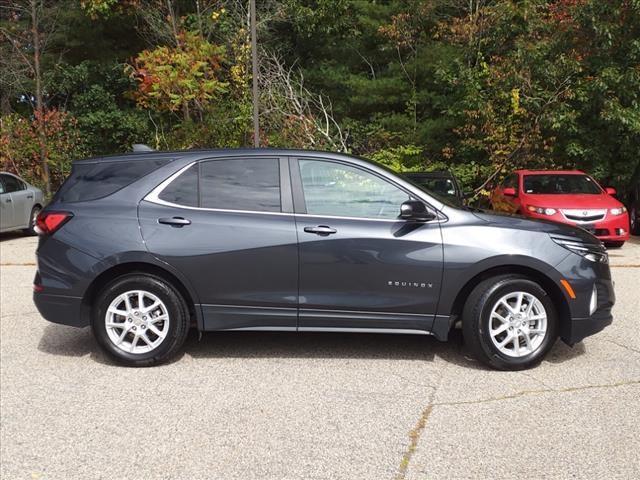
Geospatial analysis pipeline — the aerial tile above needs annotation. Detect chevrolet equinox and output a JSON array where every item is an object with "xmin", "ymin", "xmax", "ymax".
[{"xmin": 33, "ymin": 149, "xmax": 614, "ymax": 369}]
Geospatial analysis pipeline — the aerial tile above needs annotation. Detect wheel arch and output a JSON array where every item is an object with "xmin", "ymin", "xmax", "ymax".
[
  {"xmin": 446, "ymin": 264, "xmax": 570, "ymax": 336},
  {"xmin": 81, "ymin": 261, "xmax": 201, "ymax": 329}
]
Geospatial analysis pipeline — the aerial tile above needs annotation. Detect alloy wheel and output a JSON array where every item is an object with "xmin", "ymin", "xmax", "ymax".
[
  {"xmin": 105, "ymin": 290, "xmax": 170, "ymax": 354},
  {"xmin": 31, "ymin": 207, "xmax": 41, "ymax": 228},
  {"xmin": 488, "ymin": 291, "xmax": 547, "ymax": 358}
]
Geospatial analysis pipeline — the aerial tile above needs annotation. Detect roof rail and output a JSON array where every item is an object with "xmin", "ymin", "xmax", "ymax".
[{"xmin": 132, "ymin": 144, "xmax": 155, "ymax": 152}]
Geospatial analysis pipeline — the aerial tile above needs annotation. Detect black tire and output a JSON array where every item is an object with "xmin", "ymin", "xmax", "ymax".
[
  {"xmin": 631, "ymin": 207, "xmax": 639, "ymax": 235},
  {"xmin": 23, "ymin": 205, "xmax": 41, "ymax": 236},
  {"xmin": 605, "ymin": 241, "xmax": 625, "ymax": 248},
  {"xmin": 92, "ymin": 273, "xmax": 190, "ymax": 367},
  {"xmin": 462, "ymin": 274, "xmax": 558, "ymax": 370}
]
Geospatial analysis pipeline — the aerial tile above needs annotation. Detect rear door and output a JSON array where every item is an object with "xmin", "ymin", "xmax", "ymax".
[
  {"xmin": 139, "ymin": 156, "xmax": 299, "ymax": 330},
  {"xmin": 6, "ymin": 176, "xmax": 33, "ymax": 227},
  {"xmin": 291, "ymin": 157, "xmax": 443, "ymax": 332}
]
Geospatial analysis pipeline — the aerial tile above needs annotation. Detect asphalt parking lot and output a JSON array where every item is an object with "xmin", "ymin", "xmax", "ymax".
[{"xmin": 1, "ymin": 234, "xmax": 639, "ymax": 480}]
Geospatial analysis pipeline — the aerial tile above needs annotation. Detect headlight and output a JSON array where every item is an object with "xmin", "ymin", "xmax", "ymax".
[
  {"xmin": 527, "ymin": 205, "xmax": 557, "ymax": 215},
  {"xmin": 551, "ymin": 236, "xmax": 608, "ymax": 263},
  {"xmin": 609, "ymin": 207, "xmax": 627, "ymax": 215}
]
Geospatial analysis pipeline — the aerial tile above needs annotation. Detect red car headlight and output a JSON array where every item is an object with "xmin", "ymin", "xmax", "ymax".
[
  {"xmin": 609, "ymin": 207, "xmax": 627, "ymax": 216},
  {"xmin": 527, "ymin": 205, "xmax": 557, "ymax": 216}
]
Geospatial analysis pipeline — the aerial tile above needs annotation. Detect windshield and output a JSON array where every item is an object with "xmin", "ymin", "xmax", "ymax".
[
  {"xmin": 403, "ymin": 176, "xmax": 461, "ymax": 208},
  {"xmin": 411, "ymin": 177, "xmax": 458, "ymax": 199},
  {"xmin": 523, "ymin": 174, "xmax": 602, "ymax": 195}
]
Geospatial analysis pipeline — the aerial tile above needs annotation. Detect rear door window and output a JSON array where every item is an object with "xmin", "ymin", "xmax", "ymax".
[
  {"xmin": 199, "ymin": 158, "xmax": 281, "ymax": 212},
  {"xmin": 55, "ymin": 158, "xmax": 171, "ymax": 203},
  {"xmin": 158, "ymin": 164, "xmax": 198, "ymax": 207}
]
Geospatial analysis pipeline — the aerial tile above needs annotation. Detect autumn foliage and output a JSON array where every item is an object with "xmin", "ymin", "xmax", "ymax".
[{"xmin": 0, "ymin": 110, "xmax": 87, "ymax": 191}]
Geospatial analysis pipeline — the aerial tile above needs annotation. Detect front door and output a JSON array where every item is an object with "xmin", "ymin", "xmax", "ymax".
[
  {"xmin": 291, "ymin": 158, "xmax": 443, "ymax": 332},
  {"xmin": 139, "ymin": 156, "xmax": 298, "ymax": 330}
]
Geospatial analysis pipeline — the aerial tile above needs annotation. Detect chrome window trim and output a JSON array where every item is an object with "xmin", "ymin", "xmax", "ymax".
[
  {"xmin": 145, "ymin": 160, "xmax": 446, "ymax": 224},
  {"xmin": 294, "ymin": 155, "xmax": 447, "ymax": 219}
]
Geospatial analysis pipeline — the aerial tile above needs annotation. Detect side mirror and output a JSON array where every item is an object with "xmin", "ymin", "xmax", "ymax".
[
  {"xmin": 400, "ymin": 200, "xmax": 436, "ymax": 222},
  {"xmin": 605, "ymin": 187, "xmax": 617, "ymax": 196},
  {"xmin": 503, "ymin": 187, "xmax": 517, "ymax": 197}
]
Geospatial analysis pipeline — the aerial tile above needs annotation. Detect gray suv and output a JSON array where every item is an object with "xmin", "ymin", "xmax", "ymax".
[{"xmin": 33, "ymin": 149, "xmax": 614, "ymax": 369}]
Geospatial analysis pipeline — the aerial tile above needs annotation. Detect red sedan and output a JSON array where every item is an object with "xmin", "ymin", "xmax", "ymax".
[{"xmin": 491, "ymin": 170, "xmax": 630, "ymax": 247}]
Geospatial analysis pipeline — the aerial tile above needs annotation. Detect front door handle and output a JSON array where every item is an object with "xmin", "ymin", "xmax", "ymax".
[
  {"xmin": 158, "ymin": 217, "xmax": 191, "ymax": 227},
  {"xmin": 5, "ymin": 198, "xmax": 11, "ymax": 203},
  {"xmin": 304, "ymin": 225, "xmax": 337, "ymax": 236}
]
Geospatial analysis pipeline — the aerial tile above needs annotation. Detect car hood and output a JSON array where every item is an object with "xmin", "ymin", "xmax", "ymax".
[
  {"xmin": 471, "ymin": 209, "xmax": 599, "ymax": 244},
  {"xmin": 522, "ymin": 193, "xmax": 622, "ymax": 209}
]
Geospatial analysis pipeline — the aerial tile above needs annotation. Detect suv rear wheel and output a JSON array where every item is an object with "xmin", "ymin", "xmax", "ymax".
[
  {"xmin": 92, "ymin": 274, "xmax": 190, "ymax": 367},
  {"xmin": 462, "ymin": 275, "xmax": 558, "ymax": 370}
]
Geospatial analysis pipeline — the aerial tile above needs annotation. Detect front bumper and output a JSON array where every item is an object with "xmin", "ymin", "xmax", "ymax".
[
  {"xmin": 552, "ymin": 252, "xmax": 615, "ymax": 345},
  {"xmin": 525, "ymin": 211, "xmax": 630, "ymax": 242},
  {"xmin": 563, "ymin": 308, "xmax": 613, "ymax": 345}
]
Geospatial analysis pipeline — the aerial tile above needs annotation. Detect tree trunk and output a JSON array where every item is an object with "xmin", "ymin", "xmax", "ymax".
[
  {"xmin": 31, "ymin": 0, "xmax": 50, "ymax": 196},
  {"xmin": 0, "ymin": 91, "xmax": 11, "ymax": 115}
]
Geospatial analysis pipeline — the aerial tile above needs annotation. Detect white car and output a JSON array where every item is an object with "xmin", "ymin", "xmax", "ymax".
[{"xmin": 0, "ymin": 172, "xmax": 45, "ymax": 235}]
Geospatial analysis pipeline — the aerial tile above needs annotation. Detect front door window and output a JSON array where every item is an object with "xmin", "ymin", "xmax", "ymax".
[{"xmin": 299, "ymin": 160, "xmax": 409, "ymax": 220}]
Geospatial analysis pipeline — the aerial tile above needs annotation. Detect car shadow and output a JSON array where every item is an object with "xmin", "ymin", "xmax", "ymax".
[
  {"xmin": 37, "ymin": 324, "xmax": 587, "ymax": 369},
  {"xmin": 0, "ymin": 232, "xmax": 29, "ymax": 242},
  {"xmin": 38, "ymin": 325, "xmax": 96, "ymax": 357}
]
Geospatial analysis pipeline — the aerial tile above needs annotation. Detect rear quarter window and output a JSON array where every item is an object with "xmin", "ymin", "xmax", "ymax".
[{"xmin": 54, "ymin": 158, "xmax": 171, "ymax": 203}]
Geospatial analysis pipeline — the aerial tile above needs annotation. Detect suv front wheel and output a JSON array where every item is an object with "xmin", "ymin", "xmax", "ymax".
[
  {"xmin": 462, "ymin": 275, "xmax": 558, "ymax": 370},
  {"xmin": 92, "ymin": 274, "xmax": 190, "ymax": 367}
]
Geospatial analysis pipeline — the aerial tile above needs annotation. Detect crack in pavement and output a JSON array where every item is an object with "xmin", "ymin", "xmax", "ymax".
[
  {"xmin": 603, "ymin": 338, "xmax": 640, "ymax": 356},
  {"xmin": 394, "ymin": 404, "xmax": 434, "ymax": 480},
  {"xmin": 393, "ymin": 361, "xmax": 447, "ymax": 480},
  {"xmin": 432, "ymin": 379, "xmax": 640, "ymax": 407},
  {"xmin": 392, "ymin": 377, "xmax": 639, "ymax": 480}
]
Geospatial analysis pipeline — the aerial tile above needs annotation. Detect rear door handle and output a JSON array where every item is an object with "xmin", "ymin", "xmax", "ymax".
[
  {"xmin": 27, "ymin": 195, "xmax": 33, "ymax": 199},
  {"xmin": 304, "ymin": 225, "xmax": 337, "ymax": 235},
  {"xmin": 158, "ymin": 217, "xmax": 191, "ymax": 227},
  {"xmin": 5, "ymin": 198, "xmax": 11, "ymax": 203}
]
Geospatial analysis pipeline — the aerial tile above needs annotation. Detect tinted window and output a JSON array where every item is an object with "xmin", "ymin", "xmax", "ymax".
[
  {"xmin": 299, "ymin": 159, "xmax": 409, "ymax": 219},
  {"xmin": 55, "ymin": 158, "xmax": 171, "ymax": 203},
  {"xmin": 200, "ymin": 158, "xmax": 280, "ymax": 212},
  {"xmin": 159, "ymin": 164, "xmax": 198, "ymax": 207},
  {"xmin": 523, "ymin": 174, "xmax": 602, "ymax": 195},
  {"xmin": 1, "ymin": 174, "xmax": 24, "ymax": 193}
]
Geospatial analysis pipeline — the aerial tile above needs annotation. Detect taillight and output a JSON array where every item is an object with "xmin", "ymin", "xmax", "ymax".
[{"xmin": 35, "ymin": 211, "xmax": 73, "ymax": 235}]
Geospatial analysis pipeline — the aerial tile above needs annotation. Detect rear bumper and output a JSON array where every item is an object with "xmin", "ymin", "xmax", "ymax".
[{"xmin": 33, "ymin": 292, "xmax": 88, "ymax": 328}]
